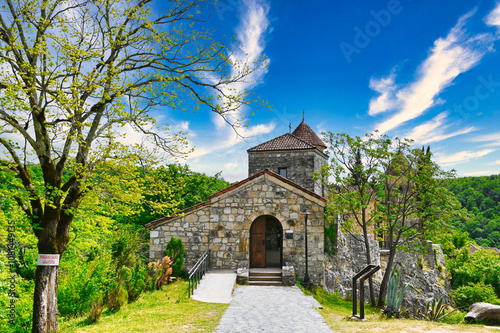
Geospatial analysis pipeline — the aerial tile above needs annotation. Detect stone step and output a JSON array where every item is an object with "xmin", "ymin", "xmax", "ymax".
[
  {"xmin": 249, "ymin": 275, "xmax": 282, "ymax": 282},
  {"xmin": 249, "ymin": 271, "xmax": 282, "ymax": 277},
  {"xmin": 248, "ymin": 280, "xmax": 283, "ymax": 286}
]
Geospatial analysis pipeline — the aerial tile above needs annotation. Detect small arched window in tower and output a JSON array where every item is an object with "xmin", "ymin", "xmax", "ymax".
[{"xmin": 278, "ymin": 167, "xmax": 287, "ymax": 178}]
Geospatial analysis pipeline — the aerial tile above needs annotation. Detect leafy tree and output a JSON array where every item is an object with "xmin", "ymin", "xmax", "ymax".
[
  {"xmin": 373, "ymin": 137, "xmax": 462, "ymax": 308},
  {"xmin": 448, "ymin": 248, "xmax": 500, "ymax": 294},
  {"xmin": 322, "ymin": 132, "xmax": 388, "ymax": 306},
  {"xmin": 322, "ymin": 132, "xmax": 463, "ymax": 308},
  {"xmin": 118, "ymin": 164, "xmax": 230, "ymax": 225},
  {"xmin": 0, "ymin": 0, "xmax": 266, "ymax": 331},
  {"xmin": 444, "ymin": 175, "xmax": 500, "ymax": 248}
]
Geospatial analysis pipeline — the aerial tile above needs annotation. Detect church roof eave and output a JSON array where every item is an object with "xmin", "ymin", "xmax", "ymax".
[{"xmin": 145, "ymin": 169, "xmax": 326, "ymax": 229}]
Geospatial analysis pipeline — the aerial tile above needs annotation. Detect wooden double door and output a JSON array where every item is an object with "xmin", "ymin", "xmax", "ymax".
[{"xmin": 250, "ymin": 216, "xmax": 282, "ymax": 268}]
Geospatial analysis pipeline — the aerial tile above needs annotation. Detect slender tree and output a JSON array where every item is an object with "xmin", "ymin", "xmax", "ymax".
[
  {"xmin": 0, "ymin": 0, "xmax": 266, "ymax": 331},
  {"xmin": 374, "ymin": 138, "xmax": 461, "ymax": 308},
  {"xmin": 322, "ymin": 132, "xmax": 390, "ymax": 306},
  {"xmin": 323, "ymin": 132, "xmax": 462, "ymax": 308}
]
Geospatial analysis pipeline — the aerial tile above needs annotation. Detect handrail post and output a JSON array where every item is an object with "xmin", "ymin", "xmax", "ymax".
[
  {"xmin": 352, "ymin": 276, "xmax": 357, "ymax": 316},
  {"xmin": 188, "ymin": 250, "xmax": 211, "ymax": 298}
]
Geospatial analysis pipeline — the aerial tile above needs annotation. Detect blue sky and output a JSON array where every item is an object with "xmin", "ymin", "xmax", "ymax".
[{"xmin": 160, "ymin": 0, "xmax": 500, "ymax": 182}]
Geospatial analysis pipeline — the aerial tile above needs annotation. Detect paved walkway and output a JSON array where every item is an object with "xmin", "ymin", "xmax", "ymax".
[
  {"xmin": 215, "ymin": 285, "xmax": 333, "ymax": 333},
  {"xmin": 191, "ymin": 271, "xmax": 236, "ymax": 304}
]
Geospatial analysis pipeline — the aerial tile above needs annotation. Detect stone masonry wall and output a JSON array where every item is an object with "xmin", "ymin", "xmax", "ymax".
[
  {"xmin": 248, "ymin": 150, "xmax": 327, "ymax": 197},
  {"xmin": 149, "ymin": 173, "xmax": 326, "ymax": 286},
  {"xmin": 325, "ymin": 231, "xmax": 451, "ymax": 314},
  {"xmin": 324, "ymin": 232, "xmax": 381, "ymax": 298}
]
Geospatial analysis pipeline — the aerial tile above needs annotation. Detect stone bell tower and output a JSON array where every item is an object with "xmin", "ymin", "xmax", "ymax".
[{"xmin": 247, "ymin": 119, "xmax": 328, "ymax": 197}]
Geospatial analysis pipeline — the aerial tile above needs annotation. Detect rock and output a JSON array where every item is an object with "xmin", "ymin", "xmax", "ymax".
[{"xmin": 465, "ymin": 302, "xmax": 500, "ymax": 322}]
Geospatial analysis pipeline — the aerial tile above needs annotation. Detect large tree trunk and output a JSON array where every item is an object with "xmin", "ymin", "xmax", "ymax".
[
  {"xmin": 32, "ymin": 265, "xmax": 59, "ymax": 333},
  {"xmin": 377, "ymin": 247, "xmax": 396, "ymax": 308},
  {"xmin": 361, "ymin": 223, "xmax": 376, "ymax": 306}
]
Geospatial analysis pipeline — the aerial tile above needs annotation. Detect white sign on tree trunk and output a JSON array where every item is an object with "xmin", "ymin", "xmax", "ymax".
[{"xmin": 37, "ymin": 254, "xmax": 60, "ymax": 266}]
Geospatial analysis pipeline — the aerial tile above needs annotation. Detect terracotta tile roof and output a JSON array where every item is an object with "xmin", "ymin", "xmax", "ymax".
[
  {"xmin": 247, "ymin": 133, "xmax": 315, "ymax": 152},
  {"xmin": 146, "ymin": 169, "xmax": 326, "ymax": 229},
  {"xmin": 292, "ymin": 120, "xmax": 327, "ymax": 150}
]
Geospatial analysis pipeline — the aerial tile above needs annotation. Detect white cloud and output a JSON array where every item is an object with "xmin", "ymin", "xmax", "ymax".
[
  {"xmin": 485, "ymin": 2, "xmax": 500, "ymax": 28},
  {"xmin": 185, "ymin": 0, "xmax": 272, "ymax": 160},
  {"xmin": 436, "ymin": 149, "xmax": 495, "ymax": 165},
  {"xmin": 407, "ymin": 112, "xmax": 476, "ymax": 144},
  {"xmin": 470, "ymin": 132, "xmax": 500, "ymax": 146},
  {"xmin": 239, "ymin": 122, "xmax": 276, "ymax": 138},
  {"xmin": 494, "ymin": 160, "xmax": 500, "ymax": 165},
  {"xmin": 463, "ymin": 170, "xmax": 496, "ymax": 176},
  {"xmin": 224, "ymin": 162, "xmax": 238, "ymax": 169},
  {"xmin": 177, "ymin": 121, "xmax": 190, "ymax": 132},
  {"xmin": 369, "ymin": 9, "xmax": 498, "ymax": 134},
  {"xmin": 213, "ymin": 0, "xmax": 270, "ymax": 130},
  {"xmin": 368, "ymin": 71, "xmax": 399, "ymax": 115}
]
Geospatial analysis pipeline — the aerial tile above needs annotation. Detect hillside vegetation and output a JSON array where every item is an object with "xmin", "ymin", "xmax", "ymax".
[
  {"xmin": 444, "ymin": 174, "xmax": 500, "ymax": 248},
  {"xmin": 0, "ymin": 164, "xmax": 230, "ymax": 332}
]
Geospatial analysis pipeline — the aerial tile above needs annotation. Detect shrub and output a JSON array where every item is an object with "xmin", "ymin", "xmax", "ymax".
[
  {"xmin": 449, "ymin": 248, "xmax": 500, "ymax": 293},
  {"xmin": 164, "ymin": 237, "xmax": 184, "ymax": 277},
  {"xmin": 106, "ymin": 282, "xmax": 127, "ymax": 312},
  {"xmin": 441, "ymin": 309, "xmax": 466, "ymax": 324},
  {"xmin": 88, "ymin": 298, "xmax": 103, "ymax": 323},
  {"xmin": 452, "ymin": 281, "xmax": 498, "ymax": 309},
  {"xmin": 58, "ymin": 254, "xmax": 111, "ymax": 317},
  {"xmin": 126, "ymin": 264, "xmax": 147, "ymax": 302}
]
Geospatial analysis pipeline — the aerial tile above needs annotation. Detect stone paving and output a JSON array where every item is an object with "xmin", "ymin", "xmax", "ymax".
[{"xmin": 214, "ymin": 285, "xmax": 333, "ymax": 333}]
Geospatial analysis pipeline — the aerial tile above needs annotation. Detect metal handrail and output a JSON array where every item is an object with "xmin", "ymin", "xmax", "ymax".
[{"xmin": 188, "ymin": 250, "xmax": 210, "ymax": 298}]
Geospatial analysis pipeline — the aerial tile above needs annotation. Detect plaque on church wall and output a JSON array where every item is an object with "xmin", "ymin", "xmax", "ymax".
[{"xmin": 285, "ymin": 230, "xmax": 293, "ymax": 239}]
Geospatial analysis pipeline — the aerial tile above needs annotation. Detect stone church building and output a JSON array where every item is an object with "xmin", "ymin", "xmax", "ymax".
[{"xmin": 146, "ymin": 120, "xmax": 329, "ymax": 285}]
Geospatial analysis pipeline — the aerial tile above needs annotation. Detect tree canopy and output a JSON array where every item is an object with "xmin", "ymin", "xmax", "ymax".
[
  {"xmin": 0, "ymin": 0, "xmax": 265, "ymax": 331},
  {"xmin": 322, "ymin": 132, "xmax": 463, "ymax": 308},
  {"xmin": 444, "ymin": 174, "xmax": 500, "ymax": 248}
]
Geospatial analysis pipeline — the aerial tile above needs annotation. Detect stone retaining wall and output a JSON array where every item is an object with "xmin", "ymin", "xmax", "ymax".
[{"xmin": 325, "ymin": 231, "xmax": 451, "ymax": 314}]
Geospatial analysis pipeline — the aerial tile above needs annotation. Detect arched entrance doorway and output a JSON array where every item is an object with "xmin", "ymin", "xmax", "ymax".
[{"xmin": 250, "ymin": 215, "xmax": 282, "ymax": 268}]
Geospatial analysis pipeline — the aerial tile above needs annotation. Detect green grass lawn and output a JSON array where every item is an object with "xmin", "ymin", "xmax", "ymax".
[
  {"xmin": 307, "ymin": 287, "xmax": 498, "ymax": 333},
  {"xmin": 60, "ymin": 281, "xmax": 499, "ymax": 333},
  {"xmin": 60, "ymin": 281, "xmax": 228, "ymax": 333}
]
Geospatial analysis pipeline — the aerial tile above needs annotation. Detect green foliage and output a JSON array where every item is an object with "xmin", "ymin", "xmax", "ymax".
[
  {"xmin": 106, "ymin": 282, "xmax": 128, "ymax": 313},
  {"xmin": 126, "ymin": 265, "xmax": 148, "ymax": 303},
  {"xmin": 324, "ymin": 216, "xmax": 337, "ymax": 255},
  {"xmin": 444, "ymin": 175, "xmax": 500, "ymax": 248},
  {"xmin": 88, "ymin": 298, "xmax": 104, "ymax": 324},
  {"xmin": 119, "ymin": 165, "xmax": 230, "ymax": 226},
  {"xmin": 448, "ymin": 248, "xmax": 500, "ymax": 293},
  {"xmin": 58, "ymin": 253, "xmax": 112, "ymax": 318},
  {"xmin": 452, "ymin": 281, "xmax": 499, "ymax": 309},
  {"xmin": 164, "ymin": 237, "xmax": 185, "ymax": 277},
  {"xmin": 383, "ymin": 268, "xmax": 415, "ymax": 318}
]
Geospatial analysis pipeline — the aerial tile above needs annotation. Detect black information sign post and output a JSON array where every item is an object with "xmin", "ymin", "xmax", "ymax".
[{"xmin": 352, "ymin": 264, "xmax": 381, "ymax": 320}]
